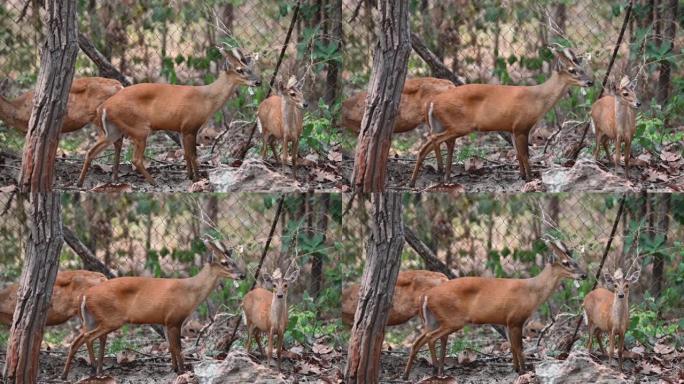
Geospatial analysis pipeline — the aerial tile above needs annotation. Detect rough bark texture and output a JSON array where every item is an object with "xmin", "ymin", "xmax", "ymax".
[
  {"xmin": 410, "ymin": 32, "xmax": 464, "ymax": 85},
  {"xmin": 352, "ymin": 1, "xmax": 411, "ymax": 192},
  {"xmin": 62, "ymin": 225, "xmax": 116, "ymax": 279},
  {"xmin": 78, "ymin": 33, "xmax": 131, "ymax": 86},
  {"xmin": 345, "ymin": 193, "xmax": 404, "ymax": 383},
  {"xmin": 403, "ymin": 226, "xmax": 455, "ymax": 279},
  {"xmin": 19, "ymin": 0, "xmax": 78, "ymax": 193},
  {"xmin": 324, "ymin": 0, "xmax": 343, "ymax": 105},
  {"xmin": 3, "ymin": 194, "xmax": 63, "ymax": 383},
  {"xmin": 656, "ymin": 0, "xmax": 678, "ymax": 105}
]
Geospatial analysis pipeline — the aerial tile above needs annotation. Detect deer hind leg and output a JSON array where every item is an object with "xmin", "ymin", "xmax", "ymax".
[
  {"xmin": 402, "ymin": 330, "xmax": 432, "ymax": 380},
  {"xmin": 62, "ymin": 326, "xmax": 113, "ymax": 380},
  {"xmin": 434, "ymin": 142, "xmax": 444, "ymax": 174},
  {"xmin": 77, "ymin": 109, "xmax": 124, "ymax": 187},
  {"xmin": 254, "ymin": 329, "xmax": 265, "ymax": 356},
  {"xmin": 594, "ymin": 329, "xmax": 606, "ymax": 356},
  {"xmin": 96, "ymin": 334, "xmax": 107, "ymax": 376},
  {"xmin": 130, "ymin": 133, "xmax": 156, "ymax": 185},
  {"xmin": 85, "ymin": 339, "xmax": 96, "ymax": 373},
  {"xmin": 438, "ymin": 334, "xmax": 449, "ymax": 376},
  {"xmin": 409, "ymin": 138, "xmax": 438, "ymax": 187},
  {"xmin": 427, "ymin": 339, "xmax": 438, "ymax": 374},
  {"xmin": 443, "ymin": 138, "xmax": 456, "ymax": 183}
]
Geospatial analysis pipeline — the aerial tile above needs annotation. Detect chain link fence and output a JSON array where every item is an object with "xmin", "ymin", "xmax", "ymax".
[{"xmin": 0, "ymin": 193, "xmax": 342, "ymax": 319}]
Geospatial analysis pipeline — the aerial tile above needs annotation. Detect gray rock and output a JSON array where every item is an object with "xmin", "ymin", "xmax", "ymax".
[
  {"xmin": 209, "ymin": 159, "xmax": 302, "ymax": 192},
  {"xmin": 194, "ymin": 352, "xmax": 286, "ymax": 384},
  {"xmin": 542, "ymin": 159, "xmax": 636, "ymax": 192},
  {"xmin": 535, "ymin": 352, "xmax": 627, "ymax": 384}
]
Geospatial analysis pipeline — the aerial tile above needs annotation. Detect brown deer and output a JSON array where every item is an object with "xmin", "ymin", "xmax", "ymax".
[
  {"xmin": 402, "ymin": 237, "xmax": 587, "ymax": 379},
  {"xmin": 0, "ymin": 77, "xmax": 122, "ymax": 134},
  {"xmin": 409, "ymin": 47, "xmax": 594, "ymax": 186},
  {"xmin": 61, "ymin": 239, "xmax": 245, "ymax": 379},
  {"xmin": 256, "ymin": 75, "xmax": 308, "ymax": 176},
  {"xmin": 76, "ymin": 47, "xmax": 261, "ymax": 187},
  {"xmin": 242, "ymin": 260, "xmax": 300, "ymax": 371},
  {"xmin": 342, "ymin": 77, "xmax": 456, "ymax": 172},
  {"xmin": 590, "ymin": 75, "xmax": 640, "ymax": 178},
  {"xmin": 583, "ymin": 265, "xmax": 640, "ymax": 371},
  {"xmin": 1, "ymin": 270, "xmax": 107, "ymax": 371}
]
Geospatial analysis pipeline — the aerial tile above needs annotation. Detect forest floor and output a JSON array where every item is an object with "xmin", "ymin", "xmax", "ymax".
[
  {"xmin": 340, "ymin": 123, "xmax": 684, "ymax": 193},
  {"xmin": 0, "ymin": 126, "xmax": 347, "ymax": 193},
  {"xmin": 7, "ymin": 317, "xmax": 680, "ymax": 384}
]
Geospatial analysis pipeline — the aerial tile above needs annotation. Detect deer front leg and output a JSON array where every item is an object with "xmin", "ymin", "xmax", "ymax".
[
  {"xmin": 509, "ymin": 325, "xmax": 524, "ymax": 372},
  {"xmin": 281, "ymin": 137, "xmax": 289, "ymax": 167},
  {"xmin": 267, "ymin": 328, "xmax": 274, "ymax": 368},
  {"xmin": 291, "ymin": 137, "xmax": 300, "ymax": 178},
  {"xmin": 624, "ymin": 138, "xmax": 632, "ymax": 179},
  {"xmin": 618, "ymin": 332, "xmax": 625, "ymax": 371},
  {"xmin": 614, "ymin": 137, "xmax": 622, "ymax": 175},
  {"xmin": 182, "ymin": 133, "xmax": 196, "ymax": 181},
  {"xmin": 514, "ymin": 133, "xmax": 531, "ymax": 181},
  {"xmin": 608, "ymin": 330, "xmax": 615, "ymax": 367},
  {"xmin": 276, "ymin": 330, "xmax": 284, "ymax": 371}
]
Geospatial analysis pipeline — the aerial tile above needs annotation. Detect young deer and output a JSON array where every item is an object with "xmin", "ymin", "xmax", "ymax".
[
  {"xmin": 583, "ymin": 267, "xmax": 640, "ymax": 371},
  {"xmin": 242, "ymin": 261, "xmax": 300, "ymax": 371},
  {"xmin": 0, "ymin": 77, "xmax": 122, "ymax": 134},
  {"xmin": 590, "ymin": 75, "xmax": 641, "ymax": 179},
  {"xmin": 402, "ymin": 237, "xmax": 587, "ymax": 380},
  {"xmin": 76, "ymin": 48, "xmax": 261, "ymax": 187},
  {"xmin": 409, "ymin": 47, "xmax": 594, "ymax": 186},
  {"xmin": 342, "ymin": 77, "xmax": 456, "ymax": 172},
  {"xmin": 341, "ymin": 269, "xmax": 448, "ymax": 326},
  {"xmin": 61, "ymin": 240, "xmax": 246, "ymax": 380},
  {"xmin": 256, "ymin": 76, "xmax": 308, "ymax": 176},
  {"xmin": 1, "ymin": 270, "xmax": 107, "ymax": 371}
]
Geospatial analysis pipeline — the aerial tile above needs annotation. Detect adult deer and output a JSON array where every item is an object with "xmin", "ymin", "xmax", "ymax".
[
  {"xmin": 0, "ymin": 77, "xmax": 122, "ymax": 134},
  {"xmin": 583, "ymin": 265, "xmax": 640, "ymax": 371},
  {"xmin": 242, "ymin": 260, "xmax": 300, "ymax": 371},
  {"xmin": 342, "ymin": 77, "xmax": 456, "ymax": 172},
  {"xmin": 402, "ymin": 237, "xmax": 587, "ymax": 380},
  {"xmin": 257, "ymin": 75, "xmax": 308, "ymax": 176},
  {"xmin": 590, "ymin": 75, "xmax": 640, "ymax": 179},
  {"xmin": 409, "ymin": 47, "xmax": 594, "ymax": 186},
  {"xmin": 76, "ymin": 47, "xmax": 261, "ymax": 187},
  {"xmin": 341, "ymin": 269, "xmax": 448, "ymax": 326},
  {"xmin": 1, "ymin": 270, "xmax": 107, "ymax": 371},
  {"xmin": 61, "ymin": 239, "xmax": 245, "ymax": 379}
]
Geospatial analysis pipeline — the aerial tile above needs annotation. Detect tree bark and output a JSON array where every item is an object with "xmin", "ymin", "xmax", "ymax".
[
  {"xmin": 62, "ymin": 226, "xmax": 116, "ymax": 279},
  {"xmin": 652, "ymin": 194, "xmax": 670, "ymax": 298},
  {"xmin": 310, "ymin": 194, "xmax": 330, "ymax": 301},
  {"xmin": 3, "ymin": 194, "xmax": 62, "ymax": 383},
  {"xmin": 656, "ymin": 0, "xmax": 678, "ymax": 106},
  {"xmin": 345, "ymin": 193, "xmax": 404, "ymax": 383},
  {"xmin": 324, "ymin": 0, "xmax": 343, "ymax": 105},
  {"xmin": 410, "ymin": 32, "xmax": 464, "ymax": 85},
  {"xmin": 352, "ymin": 0, "xmax": 411, "ymax": 192},
  {"xmin": 19, "ymin": 0, "xmax": 78, "ymax": 193},
  {"xmin": 403, "ymin": 226, "xmax": 454, "ymax": 278}
]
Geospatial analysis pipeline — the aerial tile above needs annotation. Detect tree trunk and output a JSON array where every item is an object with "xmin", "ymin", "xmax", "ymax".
[
  {"xmin": 656, "ymin": 0, "xmax": 678, "ymax": 106},
  {"xmin": 652, "ymin": 194, "xmax": 670, "ymax": 298},
  {"xmin": 324, "ymin": 0, "xmax": 342, "ymax": 105},
  {"xmin": 352, "ymin": 0, "xmax": 411, "ymax": 192},
  {"xmin": 3, "ymin": 194, "xmax": 62, "ymax": 383},
  {"xmin": 345, "ymin": 193, "xmax": 404, "ymax": 384},
  {"xmin": 19, "ymin": 0, "xmax": 78, "ymax": 193},
  {"xmin": 310, "ymin": 194, "xmax": 330, "ymax": 301}
]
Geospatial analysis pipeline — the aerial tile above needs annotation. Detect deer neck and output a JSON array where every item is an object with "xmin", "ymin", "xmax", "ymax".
[
  {"xmin": 526, "ymin": 264, "xmax": 564, "ymax": 310},
  {"xmin": 270, "ymin": 294, "xmax": 288, "ymax": 330},
  {"xmin": 611, "ymin": 292, "xmax": 630, "ymax": 331},
  {"xmin": 280, "ymin": 97, "xmax": 302, "ymax": 136},
  {"xmin": 203, "ymin": 72, "xmax": 240, "ymax": 116},
  {"xmin": 183, "ymin": 264, "xmax": 222, "ymax": 307},
  {"xmin": 530, "ymin": 71, "xmax": 570, "ymax": 118},
  {"xmin": 614, "ymin": 98, "xmax": 636, "ymax": 136}
]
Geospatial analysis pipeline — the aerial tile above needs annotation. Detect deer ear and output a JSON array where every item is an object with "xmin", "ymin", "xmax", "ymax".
[
  {"xmin": 620, "ymin": 75, "xmax": 630, "ymax": 89},
  {"xmin": 603, "ymin": 273, "xmax": 615, "ymax": 287},
  {"xmin": 626, "ymin": 270, "xmax": 640, "ymax": 284}
]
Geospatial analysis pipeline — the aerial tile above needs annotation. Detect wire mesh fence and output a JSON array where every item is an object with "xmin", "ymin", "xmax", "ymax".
[{"xmin": 0, "ymin": 193, "xmax": 342, "ymax": 318}]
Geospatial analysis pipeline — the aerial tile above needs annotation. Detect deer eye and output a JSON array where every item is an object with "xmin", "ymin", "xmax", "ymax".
[
  {"xmin": 568, "ymin": 68, "xmax": 576, "ymax": 74},
  {"xmin": 562, "ymin": 260, "xmax": 569, "ymax": 266},
  {"xmin": 622, "ymin": 92, "xmax": 629, "ymax": 96},
  {"xmin": 289, "ymin": 92, "xmax": 296, "ymax": 97},
  {"xmin": 624, "ymin": 284, "xmax": 629, "ymax": 288},
  {"xmin": 236, "ymin": 68, "xmax": 244, "ymax": 74},
  {"xmin": 284, "ymin": 283, "xmax": 288, "ymax": 288}
]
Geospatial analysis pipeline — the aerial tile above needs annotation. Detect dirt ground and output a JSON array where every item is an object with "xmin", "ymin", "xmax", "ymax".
[
  {"xmin": 0, "ymin": 128, "xmax": 347, "ymax": 193},
  {"xmin": 340, "ymin": 124, "xmax": 683, "ymax": 193}
]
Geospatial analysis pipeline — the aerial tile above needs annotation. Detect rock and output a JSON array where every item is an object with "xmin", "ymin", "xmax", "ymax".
[
  {"xmin": 541, "ymin": 159, "xmax": 636, "ymax": 192},
  {"xmin": 75, "ymin": 376, "xmax": 117, "ymax": 384},
  {"xmin": 209, "ymin": 159, "xmax": 302, "ymax": 192},
  {"xmin": 535, "ymin": 351, "xmax": 627, "ymax": 384},
  {"xmin": 194, "ymin": 351, "xmax": 286, "ymax": 384},
  {"xmin": 197, "ymin": 313, "xmax": 241, "ymax": 357},
  {"xmin": 174, "ymin": 371, "xmax": 200, "ymax": 384}
]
